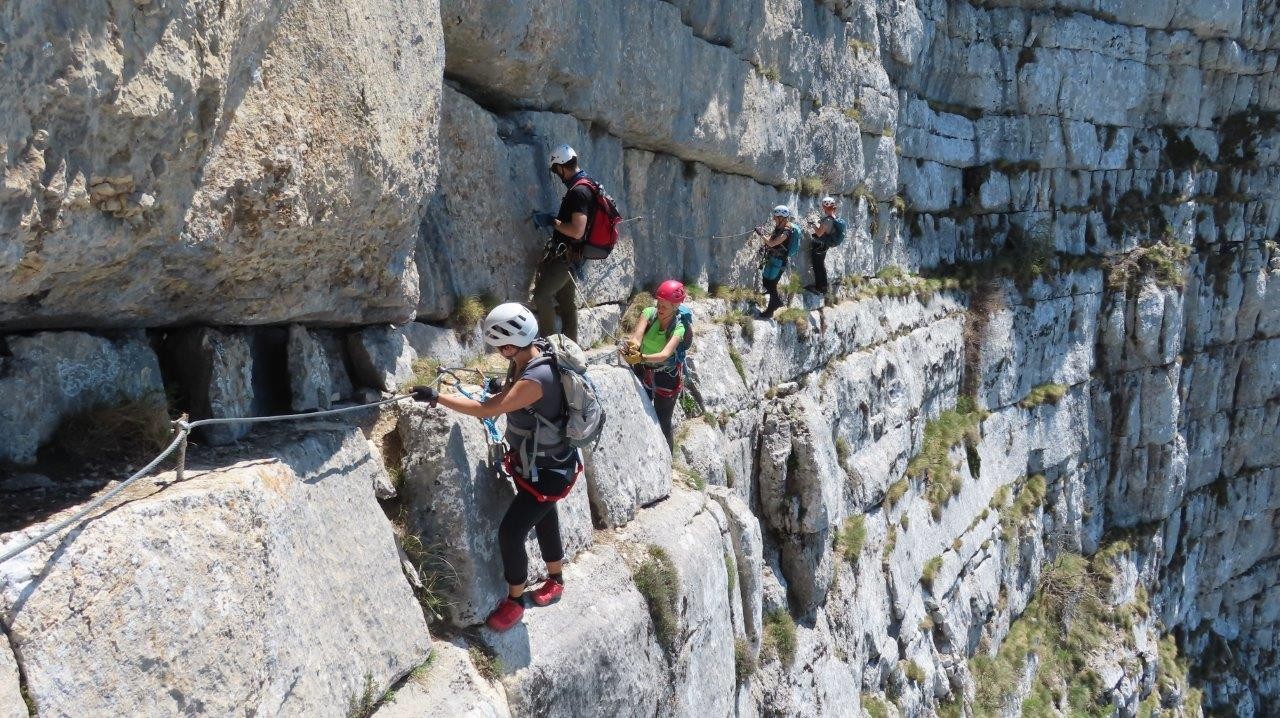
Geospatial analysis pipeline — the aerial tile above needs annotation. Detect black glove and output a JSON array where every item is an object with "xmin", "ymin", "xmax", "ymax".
[
  {"xmin": 532, "ymin": 211, "xmax": 556, "ymax": 229},
  {"xmin": 410, "ymin": 385, "xmax": 438, "ymax": 407},
  {"xmin": 484, "ymin": 376, "xmax": 505, "ymax": 394}
]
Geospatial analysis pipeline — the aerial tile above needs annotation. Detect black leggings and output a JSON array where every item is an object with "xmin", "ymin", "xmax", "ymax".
[
  {"xmin": 763, "ymin": 275, "xmax": 784, "ymax": 314},
  {"xmin": 633, "ymin": 365, "xmax": 679, "ymax": 449},
  {"xmin": 810, "ymin": 245, "xmax": 829, "ymax": 292},
  {"xmin": 498, "ymin": 488, "xmax": 564, "ymax": 586}
]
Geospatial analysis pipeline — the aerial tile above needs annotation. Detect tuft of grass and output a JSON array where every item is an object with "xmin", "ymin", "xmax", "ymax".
[
  {"xmin": 1018, "ymin": 382, "xmax": 1067, "ymax": 409},
  {"xmin": 835, "ymin": 437, "xmax": 851, "ymax": 467},
  {"xmin": 683, "ymin": 282, "xmax": 708, "ymax": 300},
  {"xmin": 904, "ymin": 660, "xmax": 925, "ymax": 684},
  {"xmin": 899, "ymin": 513, "xmax": 910, "ymax": 530},
  {"xmin": 921, "ymin": 555, "xmax": 943, "ymax": 590},
  {"xmin": 724, "ymin": 552, "xmax": 737, "ymax": 595},
  {"xmin": 763, "ymin": 609, "xmax": 797, "ymax": 666},
  {"xmin": 1105, "ymin": 241, "xmax": 1193, "ymax": 291},
  {"xmin": 712, "ymin": 284, "xmax": 758, "ymax": 303},
  {"xmin": 622, "ymin": 291, "xmax": 655, "ymax": 329},
  {"xmin": 890, "ymin": 195, "xmax": 906, "ymax": 213},
  {"xmin": 411, "ymin": 357, "xmax": 441, "ymax": 387},
  {"xmin": 838, "ymin": 515, "xmax": 867, "ymax": 563},
  {"xmin": 468, "ymin": 646, "xmax": 503, "ymax": 681},
  {"xmin": 633, "ymin": 545, "xmax": 681, "ymax": 652},
  {"xmin": 999, "ymin": 474, "xmax": 1046, "ymax": 540},
  {"xmin": 50, "ymin": 393, "xmax": 172, "ymax": 462},
  {"xmin": 848, "ymin": 38, "xmax": 875, "ymax": 55},
  {"xmin": 798, "ymin": 175, "xmax": 824, "ymax": 196},
  {"xmin": 881, "ymin": 524, "xmax": 898, "ymax": 565},
  {"xmin": 774, "ymin": 307, "xmax": 809, "ymax": 338},
  {"xmin": 970, "ymin": 547, "xmax": 1136, "ymax": 716},
  {"xmin": 760, "ymin": 66, "xmax": 781, "ymax": 82},
  {"xmin": 842, "ymin": 106, "xmax": 862, "ymax": 122},
  {"xmin": 907, "ymin": 401, "xmax": 987, "ymax": 516},
  {"xmin": 728, "ymin": 346, "xmax": 747, "ymax": 382},
  {"xmin": 398, "ymin": 532, "xmax": 458, "ymax": 622},
  {"xmin": 885, "ymin": 478, "xmax": 909, "ymax": 508},
  {"xmin": 862, "ymin": 693, "xmax": 891, "ymax": 718},
  {"xmin": 452, "ymin": 295, "xmax": 488, "ymax": 334},
  {"xmin": 408, "ymin": 653, "xmax": 436, "ymax": 683},
  {"xmin": 875, "ymin": 265, "xmax": 906, "ymax": 281},
  {"xmin": 717, "ymin": 308, "xmax": 756, "ymax": 342},
  {"xmin": 345, "ymin": 673, "xmax": 378, "ymax": 718},
  {"xmin": 675, "ymin": 464, "xmax": 706, "ymax": 491},
  {"xmin": 734, "ymin": 638, "xmax": 756, "ymax": 682}
]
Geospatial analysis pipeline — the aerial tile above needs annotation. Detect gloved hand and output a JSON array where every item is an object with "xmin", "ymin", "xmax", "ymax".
[
  {"xmin": 410, "ymin": 385, "xmax": 438, "ymax": 407},
  {"xmin": 484, "ymin": 376, "xmax": 505, "ymax": 395},
  {"xmin": 532, "ymin": 211, "xmax": 556, "ymax": 229}
]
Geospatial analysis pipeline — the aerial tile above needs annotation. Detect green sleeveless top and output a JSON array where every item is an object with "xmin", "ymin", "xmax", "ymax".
[{"xmin": 640, "ymin": 306, "xmax": 686, "ymax": 356}]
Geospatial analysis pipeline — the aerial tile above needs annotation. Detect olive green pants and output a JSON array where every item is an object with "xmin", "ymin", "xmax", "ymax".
[{"xmin": 531, "ymin": 256, "xmax": 579, "ymax": 343}]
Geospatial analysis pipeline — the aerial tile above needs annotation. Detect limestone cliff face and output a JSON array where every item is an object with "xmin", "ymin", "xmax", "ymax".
[
  {"xmin": 1, "ymin": 0, "xmax": 1277, "ymax": 717},
  {"xmin": 0, "ymin": 0, "xmax": 443, "ymax": 328}
]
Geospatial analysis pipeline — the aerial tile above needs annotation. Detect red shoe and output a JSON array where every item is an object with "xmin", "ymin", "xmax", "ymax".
[
  {"xmin": 485, "ymin": 598, "xmax": 525, "ymax": 632},
  {"xmin": 530, "ymin": 580, "xmax": 564, "ymax": 607}
]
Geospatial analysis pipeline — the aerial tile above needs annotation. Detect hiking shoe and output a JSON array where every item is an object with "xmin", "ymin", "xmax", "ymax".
[
  {"xmin": 530, "ymin": 580, "xmax": 564, "ymax": 607},
  {"xmin": 485, "ymin": 598, "xmax": 525, "ymax": 632}
]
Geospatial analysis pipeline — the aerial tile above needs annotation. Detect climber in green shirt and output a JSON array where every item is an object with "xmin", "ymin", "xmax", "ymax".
[{"xmin": 618, "ymin": 280, "xmax": 693, "ymax": 448}]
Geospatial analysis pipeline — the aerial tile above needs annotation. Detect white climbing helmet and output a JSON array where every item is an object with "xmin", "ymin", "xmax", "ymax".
[
  {"xmin": 483, "ymin": 303, "xmax": 539, "ymax": 348},
  {"xmin": 821, "ymin": 196, "xmax": 837, "ymax": 207},
  {"xmin": 549, "ymin": 144, "xmax": 578, "ymax": 167},
  {"xmin": 771, "ymin": 204, "xmax": 791, "ymax": 218}
]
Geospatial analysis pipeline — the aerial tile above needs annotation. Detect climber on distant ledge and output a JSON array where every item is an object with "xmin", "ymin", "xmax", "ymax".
[
  {"xmin": 755, "ymin": 204, "xmax": 802, "ymax": 319},
  {"xmin": 804, "ymin": 196, "xmax": 846, "ymax": 295},
  {"xmin": 410, "ymin": 303, "xmax": 579, "ymax": 632},
  {"xmin": 530, "ymin": 144, "xmax": 592, "ymax": 344},
  {"xmin": 619, "ymin": 280, "xmax": 694, "ymax": 449}
]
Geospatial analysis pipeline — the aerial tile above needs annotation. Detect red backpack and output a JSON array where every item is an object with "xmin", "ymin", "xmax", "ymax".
[{"xmin": 571, "ymin": 177, "xmax": 622, "ymax": 260}]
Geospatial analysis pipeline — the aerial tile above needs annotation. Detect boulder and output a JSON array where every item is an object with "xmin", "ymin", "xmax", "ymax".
[
  {"xmin": 373, "ymin": 639, "xmax": 510, "ymax": 718},
  {"xmin": 165, "ymin": 327, "xmax": 254, "ymax": 445},
  {"xmin": 348, "ymin": 325, "xmax": 419, "ymax": 392},
  {"xmin": 623, "ymin": 490, "xmax": 740, "ymax": 718},
  {"xmin": 403, "ymin": 322, "xmax": 471, "ymax": 368},
  {"xmin": 0, "ymin": 0, "xmax": 443, "ymax": 328},
  {"xmin": 582, "ymin": 366, "xmax": 672, "ymax": 527},
  {"xmin": 398, "ymin": 405, "xmax": 593, "ymax": 627},
  {"xmin": 286, "ymin": 326, "xmax": 353, "ymax": 411},
  {"xmin": 0, "ymin": 330, "xmax": 164, "ymax": 463},
  {"xmin": 0, "ymin": 427, "xmax": 429, "ymax": 717},
  {"xmin": 482, "ymin": 545, "xmax": 668, "ymax": 718}
]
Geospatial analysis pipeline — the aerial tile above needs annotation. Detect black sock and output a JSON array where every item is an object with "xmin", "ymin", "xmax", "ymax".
[
  {"xmin": 548, "ymin": 572, "xmax": 564, "ymax": 585},
  {"xmin": 511, "ymin": 593, "xmax": 527, "ymax": 607}
]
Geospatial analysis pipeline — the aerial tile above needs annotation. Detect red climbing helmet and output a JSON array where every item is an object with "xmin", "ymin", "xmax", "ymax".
[{"xmin": 655, "ymin": 280, "xmax": 686, "ymax": 303}]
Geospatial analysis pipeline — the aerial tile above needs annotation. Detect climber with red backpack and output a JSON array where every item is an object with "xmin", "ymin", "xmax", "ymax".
[
  {"xmin": 410, "ymin": 303, "xmax": 604, "ymax": 632},
  {"xmin": 619, "ymin": 280, "xmax": 694, "ymax": 449},
  {"xmin": 531, "ymin": 144, "xmax": 622, "ymax": 343}
]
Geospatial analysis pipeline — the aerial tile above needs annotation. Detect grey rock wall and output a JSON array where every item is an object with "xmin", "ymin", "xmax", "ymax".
[
  {"xmin": 0, "ymin": 428, "xmax": 430, "ymax": 717},
  {"xmin": 0, "ymin": 0, "xmax": 444, "ymax": 329}
]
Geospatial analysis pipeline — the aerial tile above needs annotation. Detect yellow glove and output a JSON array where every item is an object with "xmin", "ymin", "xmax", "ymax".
[{"xmin": 624, "ymin": 350, "xmax": 644, "ymax": 366}]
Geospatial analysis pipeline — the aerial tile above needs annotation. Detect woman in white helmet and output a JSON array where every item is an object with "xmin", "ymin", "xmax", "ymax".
[
  {"xmin": 757, "ymin": 205, "xmax": 801, "ymax": 318},
  {"xmin": 410, "ymin": 302, "xmax": 578, "ymax": 632}
]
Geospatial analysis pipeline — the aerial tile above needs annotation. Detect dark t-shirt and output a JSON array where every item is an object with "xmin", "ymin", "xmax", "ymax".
[
  {"xmin": 554, "ymin": 173, "xmax": 595, "ymax": 246},
  {"xmin": 504, "ymin": 356, "xmax": 567, "ymax": 454}
]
